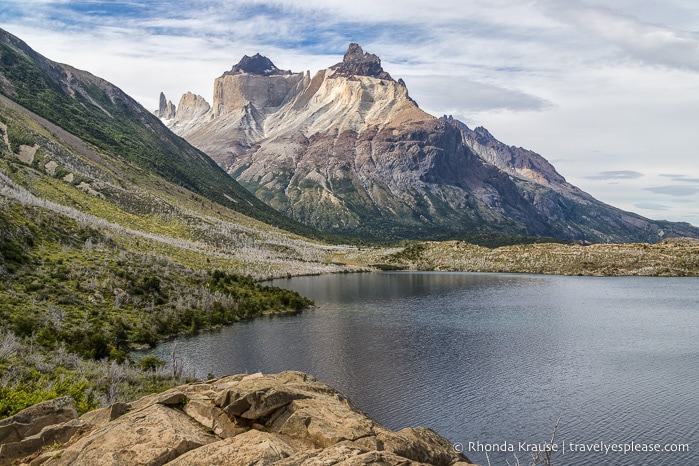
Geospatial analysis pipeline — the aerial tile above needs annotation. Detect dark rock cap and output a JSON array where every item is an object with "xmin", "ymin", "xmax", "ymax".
[
  {"xmin": 474, "ymin": 126, "xmax": 496, "ymax": 141},
  {"xmin": 331, "ymin": 43, "xmax": 394, "ymax": 81},
  {"xmin": 225, "ymin": 53, "xmax": 292, "ymax": 76}
]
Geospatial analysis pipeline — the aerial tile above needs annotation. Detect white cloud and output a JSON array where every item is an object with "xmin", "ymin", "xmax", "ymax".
[
  {"xmin": 543, "ymin": 2, "xmax": 699, "ymax": 71},
  {"xmin": 402, "ymin": 75, "xmax": 552, "ymax": 115}
]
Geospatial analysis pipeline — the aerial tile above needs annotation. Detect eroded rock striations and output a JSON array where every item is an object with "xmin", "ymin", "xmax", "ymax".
[
  {"xmin": 160, "ymin": 43, "xmax": 699, "ymax": 242},
  {"xmin": 2, "ymin": 372, "xmax": 474, "ymax": 466}
]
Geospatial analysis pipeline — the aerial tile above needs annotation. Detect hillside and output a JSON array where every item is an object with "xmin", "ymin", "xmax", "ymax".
[
  {"xmin": 356, "ymin": 238, "xmax": 699, "ymax": 276},
  {"xmin": 0, "ymin": 28, "xmax": 321, "ymax": 239},
  {"xmin": 162, "ymin": 44, "xmax": 699, "ymax": 243},
  {"xmin": 0, "ymin": 28, "xmax": 363, "ymax": 417}
]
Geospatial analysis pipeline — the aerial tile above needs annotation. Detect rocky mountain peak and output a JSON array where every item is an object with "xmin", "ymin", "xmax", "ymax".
[
  {"xmin": 156, "ymin": 91, "xmax": 176, "ymax": 119},
  {"xmin": 331, "ymin": 43, "xmax": 393, "ymax": 81},
  {"xmin": 474, "ymin": 126, "xmax": 496, "ymax": 141},
  {"xmin": 225, "ymin": 53, "xmax": 292, "ymax": 76},
  {"xmin": 158, "ymin": 41, "xmax": 699, "ymax": 243}
]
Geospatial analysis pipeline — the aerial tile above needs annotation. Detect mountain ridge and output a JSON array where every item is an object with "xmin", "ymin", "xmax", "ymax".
[
  {"xmin": 160, "ymin": 44, "xmax": 699, "ymax": 243},
  {"xmin": 0, "ymin": 28, "xmax": 321, "ymax": 239}
]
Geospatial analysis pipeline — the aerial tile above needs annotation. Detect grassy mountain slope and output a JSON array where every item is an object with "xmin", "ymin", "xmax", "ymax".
[
  {"xmin": 0, "ymin": 28, "xmax": 319, "ymax": 239},
  {"xmin": 0, "ymin": 93, "xmax": 358, "ymax": 414}
]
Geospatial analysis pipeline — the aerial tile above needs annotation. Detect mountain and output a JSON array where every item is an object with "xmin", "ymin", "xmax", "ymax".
[
  {"xmin": 0, "ymin": 26, "xmax": 362, "ymax": 344},
  {"xmin": 0, "ymin": 28, "xmax": 320, "ymax": 239},
  {"xmin": 161, "ymin": 44, "xmax": 699, "ymax": 243},
  {"xmin": 0, "ymin": 28, "xmax": 375, "ymax": 419}
]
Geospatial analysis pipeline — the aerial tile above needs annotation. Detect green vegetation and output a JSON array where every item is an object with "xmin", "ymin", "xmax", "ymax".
[
  {"xmin": 0, "ymin": 330, "xmax": 183, "ymax": 418},
  {"xmin": 0, "ymin": 202, "xmax": 312, "ymax": 358},
  {"xmin": 0, "ymin": 198, "xmax": 313, "ymax": 418},
  {"xmin": 5, "ymin": 120, "xmax": 36, "ymax": 152},
  {"xmin": 361, "ymin": 239, "xmax": 699, "ymax": 276}
]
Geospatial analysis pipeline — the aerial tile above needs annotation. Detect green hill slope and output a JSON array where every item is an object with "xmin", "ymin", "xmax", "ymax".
[
  {"xmin": 0, "ymin": 28, "xmax": 366, "ymax": 418},
  {"xmin": 0, "ymin": 28, "xmax": 318, "ymax": 238}
]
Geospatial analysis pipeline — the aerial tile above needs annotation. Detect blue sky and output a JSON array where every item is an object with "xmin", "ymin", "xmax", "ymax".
[{"xmin": 2, "ymin": 0, "xmax": 699, "ymax": 226}]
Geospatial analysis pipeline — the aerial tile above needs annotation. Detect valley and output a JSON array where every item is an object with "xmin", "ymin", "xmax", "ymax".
[{"xmin": 1, "ymin": 26, "xmax": 698, "ymax": 465}]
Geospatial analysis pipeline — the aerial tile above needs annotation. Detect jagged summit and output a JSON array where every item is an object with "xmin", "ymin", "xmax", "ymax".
[
  {"xmin": 330, "ymin": 43, "xmax": 393, "ymax": 80},
  {"xmin": 474, "ymin": 126, "xmax": 496, "ymax": 141},
  {"xmin": 156, "ymin": 91, "xmax": 176, "ymax": 119},
  {"xmin": 225, "ymin": 53, "xmax": 292, "ymax": 76}
]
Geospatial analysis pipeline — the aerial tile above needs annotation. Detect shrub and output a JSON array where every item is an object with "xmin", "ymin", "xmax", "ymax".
[{"xmin": 137, "ymin": 355, "xmax": 166, "ymax": 372}]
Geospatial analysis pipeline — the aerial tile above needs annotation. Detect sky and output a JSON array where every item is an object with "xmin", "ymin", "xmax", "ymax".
[{"xmin": 1, "ymin": 0, "xmax": 699, "ymax": 226}]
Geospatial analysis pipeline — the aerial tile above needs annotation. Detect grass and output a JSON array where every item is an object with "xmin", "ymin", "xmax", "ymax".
[
  {"xmin": 356, "ymin": 239, "xmax": 699, "ymax": 276},
  {"xmin": 0, "ymin": 195, "xmax": 321, "ymax": 418}
]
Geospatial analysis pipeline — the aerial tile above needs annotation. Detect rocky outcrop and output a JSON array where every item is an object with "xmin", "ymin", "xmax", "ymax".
[
  {"xmin": 0, "ymin": 397, "xmax": 89, "ymax": 465},
  {"xmin": 445, "ymin": 116, "xmax": 569, "ymax": 189},
  {"xmin": 168, "ymin": 92, "xmax": 210, "ymax": 135},
  {"xmin": 330, "ymin": 43, "xmax": 394, "ymax": 81},
  {"xmin": 155, "ymin": 92, "xmax": 176, "ymax": 119},
  {"xmin": 225, "ymin": 53, "xmax": 292, "ymax": 77},
  {"xmin": 2, "ymin": 372, "xmax": 474, "ymax": 466}
]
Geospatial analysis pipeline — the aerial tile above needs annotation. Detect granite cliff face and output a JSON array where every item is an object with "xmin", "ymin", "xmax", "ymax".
[
  {"xmin": 161, "ymin": 44, "xmax": 699, "ymax": 242},
  {"xmin": 2, "ymin": 372, "xmax": 474, "ymax": 466}
]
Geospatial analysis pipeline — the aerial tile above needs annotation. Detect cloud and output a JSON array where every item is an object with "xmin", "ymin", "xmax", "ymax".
[
  {"xmin": 660, "ymin": 174, "xmax": 699, "ymax": 184},
  {"xmin": 634, "ymin": 202, "xmax": 670, "ymax": 211},
  {"xmin": 401, "ymin": 76, "xmax": 552, "ymax": 115},
  {"xmin": 541, "ymin": 1, "xmax": 699, "ymax": 71},
  {"xmin": 645, "ymin": 186, "xmax": 699, "ymax": 196},
  {"xmin": 587, "ymin": 170, "xmax": 644, "ymax": 181}
]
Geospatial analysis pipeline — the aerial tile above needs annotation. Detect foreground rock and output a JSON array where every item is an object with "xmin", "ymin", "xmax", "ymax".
[
  {"xmin": 3, "ymin": 371, "xmax": 475, "ymax": 465},
  {"xmin": 0, "ymin": 397, "xmax": 88, "ymax": 465}
]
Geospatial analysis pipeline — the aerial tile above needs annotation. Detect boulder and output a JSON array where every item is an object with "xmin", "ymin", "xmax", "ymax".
[
  {"xmin": 272, "ymin": 397, "xmax": 377, "ymax": 448},
  {"xmin": 43, "ymin": 404, "xmax": 216, "ymax": 466},
  {"xmin": 165, "ymin": 430, "xmax": 296, "ymax": 465},
  {"xmin": 0, "ymin": 419, "xmax": 88, "ymax": 464},
  {"xmin": 380, "ymin": 426, "xmax": 468, "ymax": 466},
  {"xmin": 79, "ymin": 402, "xmax": 129, "ymax": 429},
  {"xmin": 0, "ymin": 397, "xmax": 77, "ymax": 444},
  {"xmin": 0, "ymin": 397, "xmax": 80, "ymax": 464},
  {"xmin": 276, "ymin": 441, "xmax": 433, "ymax": 465}
]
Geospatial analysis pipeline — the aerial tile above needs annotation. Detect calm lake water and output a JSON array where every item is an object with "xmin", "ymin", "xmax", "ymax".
[{"xmin": 144, "ymin": 272, "xmax": 698, "ymax": 465}]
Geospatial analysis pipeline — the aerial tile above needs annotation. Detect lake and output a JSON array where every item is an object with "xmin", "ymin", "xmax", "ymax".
[{"xmin": 143, "ymin": 272, "xmax": 698, "ymax": 465}]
